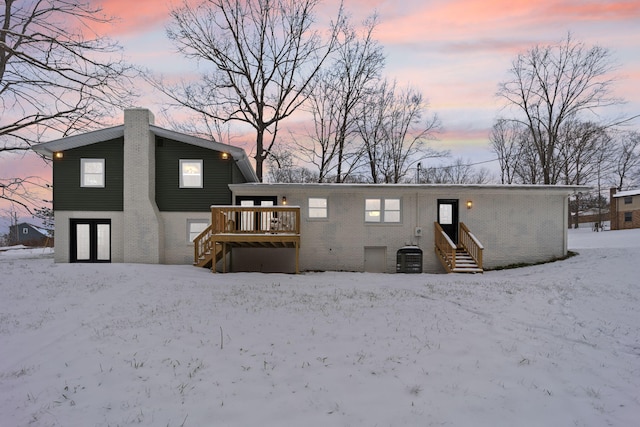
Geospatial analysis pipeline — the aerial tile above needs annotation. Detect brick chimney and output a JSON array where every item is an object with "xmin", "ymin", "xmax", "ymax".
[{"xmin": 123, "ymin": 108, "xmax": 164, "ymax": 263}]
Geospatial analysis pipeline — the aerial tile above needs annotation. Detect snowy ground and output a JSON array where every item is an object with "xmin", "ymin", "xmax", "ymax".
[{"xmin": 1, "ymin": 228, "xmax": 639, "ymax": 426}]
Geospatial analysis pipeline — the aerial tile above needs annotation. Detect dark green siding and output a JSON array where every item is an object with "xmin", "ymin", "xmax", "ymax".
[
  {"xmin": 53, "ymin": 138, "xmax": 124, "ymax": 211},
  {"xmin": 155, "ymin": 137, "xmax": 249, "ymax": 211}
]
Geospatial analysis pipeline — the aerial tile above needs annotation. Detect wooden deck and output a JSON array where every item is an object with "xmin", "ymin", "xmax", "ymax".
[{"xmin": 194, "ymin": 206, "xmax": 301, "ymax": 273}]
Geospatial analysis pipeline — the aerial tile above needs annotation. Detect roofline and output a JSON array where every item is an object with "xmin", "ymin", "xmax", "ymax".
[
  {"xmin": 32, "ymin": 125, "xmax": 124, "ymax": 156},
  {"xmin": 31, "ymin": 123, "xmax": 258, "ymax": 183},
  {"xmin": 230, "ymin": 182, "xmax": 589, "ymax": 193},
  {"xmin": 149, "ymin": 125, "xmax": 258, "ymax": 182},
  {"xmin": 613, "ymin": 188, "xmax": 640, "ymax": 198}
]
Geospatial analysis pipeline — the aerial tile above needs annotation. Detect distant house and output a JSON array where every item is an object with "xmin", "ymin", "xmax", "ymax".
[
  {"xmin": 8, "ymin": 222, "xmax": 51, "ymax": 247},
  {"xmin": 34, "ymin": 108, "xmax": 585, "ymax": 273},
  {"xmin": 610, "ymin": 187, "xmax": 640, "ymax": 230}
]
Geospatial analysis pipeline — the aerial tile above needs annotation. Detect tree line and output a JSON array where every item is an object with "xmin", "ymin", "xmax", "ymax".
[{"xmin": 1, "ymin": 0, "xmax": 639, "ymax": 224}]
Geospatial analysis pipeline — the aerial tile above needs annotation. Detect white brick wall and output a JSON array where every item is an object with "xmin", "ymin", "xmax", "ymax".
[
  {"xmin": 123, "ymin": 109, "xmax": 164, "ymax": 263},
  {"xmin": 54, "ymin": 211, "xmax": 124, "ymax": 263},
  {"xmin": 160, "ymin": 212, "xmax": 210, "ymax": 264},
  {"xmin": 229, "ymin": 184, "xmax": 571, "ymax": 273}
]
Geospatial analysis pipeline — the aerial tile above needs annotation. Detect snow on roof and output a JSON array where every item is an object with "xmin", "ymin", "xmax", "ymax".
[{"xmin": 613, "ymin": 188, "xmax": 640, "ymax": 198}]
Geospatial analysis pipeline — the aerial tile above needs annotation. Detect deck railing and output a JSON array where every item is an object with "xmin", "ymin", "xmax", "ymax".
[
  {"xmin": 210, "ymin": 206, "xmax": 300, "ymax": 235},
  {"xmin": 434, "ymin": 222, "xmax": 457, "ymax": 272},
  {"xmin": 194, "ymin": 206, "xmax": 301, "ymax": 268},
  {"xmin": 434, "ymin": 222, "xmax": 484, "ymax": 273},
  {"xmin": 459, "ymin": 222, "xmax": 483, "ymax": 270},
  {"xmin": 193, "ymin": 224, "xmax": 215, "ymax": 266}
]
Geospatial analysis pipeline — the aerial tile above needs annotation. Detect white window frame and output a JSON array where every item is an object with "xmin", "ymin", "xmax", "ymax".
[
  {"xmin": 180, "ymin": 159, "xmax": 203, "ymax": 188},
  {"xmin": 187, "ymin": 219, "xmax": 209, "ymax": 243},
  {"xmin": 22, "ymin": 227, "xmax": 29, "ymax": 234},
  {"xmin": 365, "ymin": 198, "xmax": 401, "ymax": 223},
  {"xmin": 81, "ymin": 158, "xmax": 105, "ymax": 188},
  {"xmin": 308, "ymin": 197, "xmax": 328, "ymax": 219}
]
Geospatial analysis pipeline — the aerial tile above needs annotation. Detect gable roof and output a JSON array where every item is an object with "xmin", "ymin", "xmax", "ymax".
[
  {"xmin": 32, "ymin": 124, "xmax": 258, "ymax": 182},
  {"xmin": 10, "ymin": 222, "xmax": 50, "ymax": 237}
]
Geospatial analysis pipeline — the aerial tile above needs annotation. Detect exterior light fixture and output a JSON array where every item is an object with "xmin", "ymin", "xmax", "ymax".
[
  {"xmin": 54, "ymin": 151, "xmax": 64, "ymax": 159},
  {"xmin": 282, "ymin": 196, "xmax": 288, "ymax": 205},
  {"xmin": 221, "ymin": 152, "xmax": 229, "ymax": 160},
  {"xmin": 466, "ymin": 200, "xmax": 473, "ymax": 209}
]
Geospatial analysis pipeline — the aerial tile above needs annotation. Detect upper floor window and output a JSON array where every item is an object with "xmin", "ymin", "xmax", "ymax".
[
  {"xmin": 180, "ymin": 159, "xmax": 203, "ymax": 188},
  {"xmin": 624, "ymin": 196, "xmax": 633, "ymax": 204},
  {"xmin": 81, "ymin": 159, "xmax": 105, "ymax": 187},
  {"xmin": 308, "ymin": 197, "xmax": 328, "ymax": 218},
  {"xmin": 365, "ymin": 198, "xmax": 401, "ymax": 223}
]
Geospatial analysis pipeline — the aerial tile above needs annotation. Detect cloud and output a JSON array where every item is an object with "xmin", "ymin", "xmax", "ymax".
[
  {"xmin": 543, "ymin": 1, "xmax": 640, "ymax": 21},
  {"xmin": 91, "ymin": 0, "xmax": 188, "ymax": 36},
  {"xmin": 370, "ymin": 0, "xmax": 639, "ymax": 49}
]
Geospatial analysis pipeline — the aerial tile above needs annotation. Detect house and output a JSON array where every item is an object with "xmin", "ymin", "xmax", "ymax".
[
  {"xmin": 8, "ymin": 222, "xmax": 51, "ymax": 247},
  {"xmin": 34, "ymin": 108, "xmax": 584, "ymax": 273},
  {"xmin": 610, "ymin": 187, "xmax": 640, "ymax": 230},
  {"xmin": 33, "ymin": 108, "xmax": 258, "ymax": 264},
  {"xmin": 209, "ymin": 182, "xmax": 583, "ymax": 273}
]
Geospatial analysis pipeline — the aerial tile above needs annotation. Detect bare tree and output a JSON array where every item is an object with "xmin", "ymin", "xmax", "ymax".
[
  {"xmin": 297, "ymin": 14, "xmax": 384, "ymax": 183},
  {"xmin": 158, "ymin": 0, "xmax": 343, "ymax": 181},
  {"xmin": 497, "ymin": 33, "xmax": 622, "ymax": 184},
  {"xmin": 555, "ymin": 121, "xmax": 613, "ymax": 228},
  {"xmin": 359, "ymin": 79, "xmax": 443, "ymax": 183},
  {"xmin": 265, "ymin": 147, "xmax": 318, "ymax": 183},
  {"xmin": 1, "ymin": 0, "xmax": 135, "ymax": 151},
  {"xmin": 420, "ymin": 157, "xmax": 491, "ymax": 184},
  {"xmin": 1, "ymin": 0, "xmax": 136, "ymax": 213},
  {"xmin": 0, "ymin": 176, "xmax": 50, "ymax": 215},
  {"xmin": 558, "ymin": 121, "xmax": 612, "ymax": 186},
  {"xmin": 611, "ymin": 130, "xmax": 640, "ymax": 190},
  {"xmin": 490, "ymin": 119, "xmax": 525, "ymax": 184}
]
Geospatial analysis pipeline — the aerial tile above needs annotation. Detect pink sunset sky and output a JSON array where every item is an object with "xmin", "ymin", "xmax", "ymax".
[{"xmin": 1, "ymin": 0, "xmax": 639, "ymax": 229}]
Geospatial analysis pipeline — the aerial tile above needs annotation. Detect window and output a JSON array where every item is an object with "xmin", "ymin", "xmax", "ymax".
[
  {"xmin": 624, "ymin": 196, "xmax": 633, "ymax": 204},
  {"xmin": 180, "ymin": 159, "xmax": 203, "ymax": 188},
  {"xmin": 308, "ymin": 197, "xmax": 328, "ymax": 218},
  {"xmin": 365, "ymin": 198, "xmax": 401, "ymax": 223},
  {"xmin": 81, "ymin": 159, "xmax": 105, "ymax": 187},
  {"xmin": 624, "ymin": 212, "xmax": 632, "ymax": 222},
  {"xmin": 188, "ymin": 220, "xmax": 209, "ymax": 242}
]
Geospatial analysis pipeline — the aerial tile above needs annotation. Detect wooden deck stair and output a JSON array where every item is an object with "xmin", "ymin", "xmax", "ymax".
[
  {"xmin": 450, "ymin": 248, "xmax": 483, "ymax": 273},
  {"xmin": 193, "ymin": 243, "xmax": 229, "ymax": 269},
  {"xmin": 434, "ymin": 222, "xmax": 484, "ymax": 274}
]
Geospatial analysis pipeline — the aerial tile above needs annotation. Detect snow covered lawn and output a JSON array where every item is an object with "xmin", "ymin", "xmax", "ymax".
[{"xmin": 1, "ymin": 228, "xmax": 639, "ymax": 426}]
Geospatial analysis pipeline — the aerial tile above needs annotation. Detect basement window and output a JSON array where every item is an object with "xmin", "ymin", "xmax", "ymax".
[
  {"xmin": 180, "ymin": 159, "xmax": 203, "ymax": 188},
  {"xmin": 81, "ymin": 159, "xmax": 105, "ymax": 187}
]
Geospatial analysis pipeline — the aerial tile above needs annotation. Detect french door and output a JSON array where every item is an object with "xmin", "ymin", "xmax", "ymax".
[
  {"xmin": 70, "ymin": 219, "xmax": 111, "ymax": 263},
  {"xmin": 234, "ymin": 196, "xmax": 278, "ymax": 231}
]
